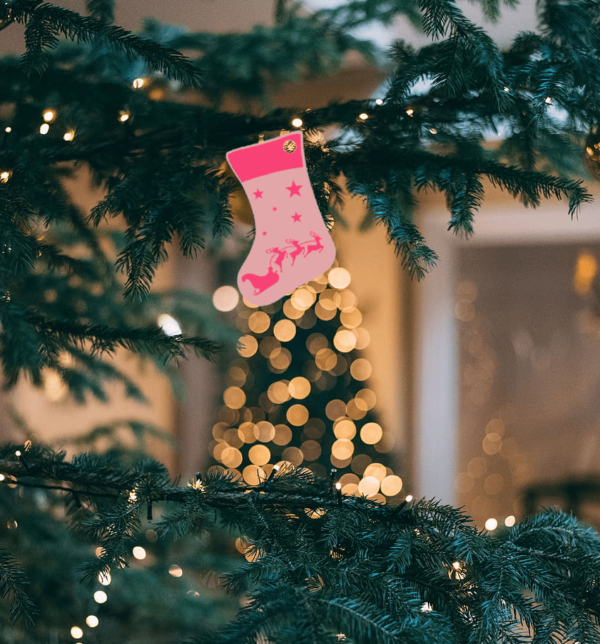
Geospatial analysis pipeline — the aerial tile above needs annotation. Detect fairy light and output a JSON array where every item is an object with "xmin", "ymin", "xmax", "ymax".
[
  {"xmin": 406, "ymin": 108, "xmax": 414, "ymax": 116},
  {"xmin": 70, "ymin": 626, "xmax": 83, "ymax": 639},
  {"xmin": 421, "ymin": 602, "xmax": 433, "ymax": 612},
  {"xmin": 132, "ymin": 78, "xmax": 146, "ymax": 89},
  {"xmin": 98, "ymin": 571, "xmax": 111, "ymax": 586},
  {"xmin": 358, "ymin": 113, "xmax": 369, "ymax": 120},
  {"xmin": 405, "ymin": 495, "xmax": 413, "ymax": 502},
  {"xmin": 119, "ymin": 111, "xmax": 130, "ymax": 122},
  {"xmin": 157, "ymin": 313, "xmax": 182, "ymax": 336},
  {"xmin": 0, "ymin": 171, "xmax": 10, "ymax": 183},
  {"xmin": 169, "ymin": 564, "xmax": 183, "ymax": 577},
  {"xmin": 86, "ymin": 615, "xmax": 99, "ymax": 628},
  {"xmin": 14, "ymin": 450, "xmax": 21, "ymax": 457},
  {"xmin": 63, "ymin": 131, "xmax": 75, "ymax": 141},
  {"xmin": 39, "ymin": 123, "xmax": 50, "ymax": 135},
  {"xmin": 485, "ymin": 518, "xmax": 498, "ymax": 531},
  {"xmin": 43, "ymin": 110, "xmax": 56, "ymax": 122},
  {"xmin": 4, "ymin": 126, "xmax": 11, "ymax": 133},
  {"xmin": 545, "ymin": 96, "xmax": 553, "ymax": 104},
  {"xmin": 335, "ymin": 482, "xmax": 342, "ymax": 490},
  {"xmin": 429, "ymin": 128, "xmax": 438, "ymax": 134},
  {"xmin": 128, "ymin": 490, "xmax": 138, "ymax": 503},
  {"xmin": 132, "ymin": 546, "xmax": 147, "ymax": 560},
  {"xmin": 504, "ymin": 515, "xmax": 516, "ymax": 527},
  {"xmin": 375, "ymin": 98, "xmax": 383, "ymax": 105},
  {"xmin": 291, "ymin": 118, "xmax": 303, "ymax": 128},
  {"xmin": 94, "ymin": 590, "xmax": 107, "ymax": 603},
  {"xmin": 0, "ymin": 474, "xmax": 5, "ymax": 481}
]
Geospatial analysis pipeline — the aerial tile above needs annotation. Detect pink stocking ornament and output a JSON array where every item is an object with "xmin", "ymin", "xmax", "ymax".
[{"xmin": 227, "ymin": 132, "xmax": 336, "ymax": 306}]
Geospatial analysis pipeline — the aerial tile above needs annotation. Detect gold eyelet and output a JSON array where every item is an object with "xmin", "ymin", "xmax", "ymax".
[{"xmin": 283, "ymin": 140, "xmax": 297, "ymax": 153}]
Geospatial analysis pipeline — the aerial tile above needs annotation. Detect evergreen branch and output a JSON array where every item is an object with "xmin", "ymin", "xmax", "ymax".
[
  {"xmin": 18, "ymin": 4, "xmax": 202, "ymax": 86},
  {"xmin": 85, "ymin": 0, "xmax": 114, "ymax": 24},
  {"xmin": 0, "ymin": 545, "xmax": 38, "ymax": 626}
]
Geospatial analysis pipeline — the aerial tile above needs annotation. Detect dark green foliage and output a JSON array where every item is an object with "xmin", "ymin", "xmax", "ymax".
[
  {"xmin": 3, "ymin": 448, "xmax": 600, "ymax": 643},
  {"xmin": 0, "ymin": 0, "xmax": 597, "ymax": 393}
]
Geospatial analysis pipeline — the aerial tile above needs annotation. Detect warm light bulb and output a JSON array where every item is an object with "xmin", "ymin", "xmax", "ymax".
[
  {"xmin": 94, "ymin": 590, "xmax": 107, "ymax": 604},
  {"xmin": 86, "ymin": 615, "xmax": 99, "ymax": 628},
  {"xmin": 291, "ymin": 118, "xmax": 303, "ymax": 128},
  {"xmin": 63, "ymin": 131, "xmax": 74, "ymax": 141},
  {"xmin": 335, "ymin": 482, "xmax": 342, "ymax": 490},
  {"xmin": 545, "ymin": 96, "xmax": 552, "ymax": 104},
  {"xmin": 157, "ymin": 313, "xmax": 182, "ymax": 336},
  {"xmin": 4, "ymin": 126, "xmax": 11, "ymax": 133},
  {"xmin": 406, "ymin": 108, "xmax": 414, "ymax": 116},
  {"xmin": 485, "ymin": 518, "xmax": 498, "ymax": 531},
  {"xmin": 421, "ymin": 602, "xmax": 433, "ymax": 612},
  {"xmin": 504, "ymin": 515, "xmax": 516, "ymax": 527},
  {"xmin": 0, "ymin": 171, "xmax": 10, "ymax": 183},
  {"xmin": 132, "ymin": 78, "xmax": 145, "ymax": 89},
  {"xmin": 452, "ymin": 561, "xmax": 461, "ymax": 570},
  {"xmin": 212, "ymin": 285, "xmax": 240, "ymax": 312},
  {"xmin": 169, "ymin": 564, "xmax": 183, "ymax": 577},
  {"xmin": 39, "ymin": 123, "xmax": 50, "ymax": 135},
  {"xmin": 43, "ymin": 110, "xmax": 55, "ymax": 122},
  {"xmin": 128, "ymin": 491, "xmax": 137, "ymax": 502},
  {"xmin": 98, "ymin": 571, "xmax": 111, "ymax": 586},
  {"xmin": 503, "ymin": 87, "xmax": 510, "ymax": 93},
  {"xmin": 429, "ymin": 128, "xmax": 438, "ymax": 134},
  {"xmin": 375, "ymin": 98, "xmax": 383, "ymax": 105},
  {"xmin": 273, "ymin": 464, "xmax": 281, "ymax": 471},
  {"xmin": 119, "ymin": 111, "xmax": 130, "ymax": 122},
  {"xmin": 358, "ymin": 113, "xmax": 369, "ymax": 120},
  {"xmin": 70, "ymin": 626, "xmax": 83, "ymax": 639},
  {"xmin": 14, "ymin": 450, "xmax": 21, "ymax": 457},
  {"xmin": 132, "ymin": 546, "xmax": 146, "ymax": 560},
  {"xmin": 405, "ymin": 494, "xmax": 413, "ymax": 502},
  {"xmin": 0, "ymin": 474, "xmax": 5, "ymax": 481}
]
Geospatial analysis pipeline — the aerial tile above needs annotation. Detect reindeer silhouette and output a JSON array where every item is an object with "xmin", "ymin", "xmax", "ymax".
[
  {"xmin": 266, "ymin": 247, "xmax": 288, "ymax": 273},
  {"xmin": 241, "ymin": 266, "xmax": 279, "ymax": 295},
  {"xmin": 286, "ymin": 239, "xmax": 304, "ymax": 266},
  {"xmin": 303, "ymin": 232, "xmax": 324, "ymax": 258}
]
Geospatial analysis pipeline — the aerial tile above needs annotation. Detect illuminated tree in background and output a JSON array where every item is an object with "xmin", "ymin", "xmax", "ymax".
[{"xmin": 210, "ymin": 263, "xmax": 405, "ymax": 504}]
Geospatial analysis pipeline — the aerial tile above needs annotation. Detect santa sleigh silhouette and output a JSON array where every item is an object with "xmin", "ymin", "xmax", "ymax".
[{"xmin": 241, "ymin": 232, "xmax": 324, "ymax": 296}]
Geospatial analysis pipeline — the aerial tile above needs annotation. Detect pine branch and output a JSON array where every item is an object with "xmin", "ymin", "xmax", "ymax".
[
  {"xmin": 16, "ymin": 3, "xmax": 202, "ymax": 86},
  {"xmin": 0, "ymin": 545, "xmax": 38, "ymax": 626}
]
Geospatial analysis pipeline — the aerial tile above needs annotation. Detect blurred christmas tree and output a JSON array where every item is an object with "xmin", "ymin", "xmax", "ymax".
[{"xmin": 211, "ymin": 264, "xmax": 404, "ymax": 503}]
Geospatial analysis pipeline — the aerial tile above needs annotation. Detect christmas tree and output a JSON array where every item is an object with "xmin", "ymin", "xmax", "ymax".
[
  {"xmin": 212, "ymin": 264, "xmax": 402, "ymax": 503},
  {"xmin": 2, "ymin": 0, "xmax": 600, "ymax": 642}
]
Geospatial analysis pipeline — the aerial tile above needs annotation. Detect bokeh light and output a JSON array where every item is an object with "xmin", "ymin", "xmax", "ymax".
[{"xmin": 213, "ymin": 285, "xmax": 240, "ymax": 312}]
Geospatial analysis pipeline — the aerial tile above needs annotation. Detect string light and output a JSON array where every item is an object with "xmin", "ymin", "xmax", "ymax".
[
  {"xmin": 128, "ymin": 490, "xmax": 138, "ymax": 503},
  {"xmin": 405, "ymin": 494, "xmax": 413, "ymax": 502},
  {"xmin": 504, "ymin": 515, "xmax": 516, "ymax": 527},
  {"xmin": 406, "ymin": 108, "xmax": 414, "ymax": 116},
  {"xmin": 132, "ymin": 546, "xmax": 146, "ymax": 560},
  {"xmin": 98, "ymin": 571, "xmax": 111, "ymax": 585},
  {"xmin": 545, "ymin": 96, "xmax": 553, "ymax": 104},
  {"xmin": 335, "ymin": 482, "xmax": 342, "ymax": 490},
  {"xmin": 157, "ymin": 313, "xmax": 182, "ymax": 336},
  {"xmin": 421, "ymin": 602, "xmax": 433, "ymax": 612},
  {"xmin": 0, "ymin": 171, "xmax": 10, "ymax": 183},
  {"xmin": 4, "ymin": 126, "xmax": 10, "ymax": 133},
  {"xmin": 429, "ymin": 128, "xmax": 438, "ymax": 134},
  {"xmin": 63, "ymin": 131, "xmax": 75, "ymax": 141},
  {"xmin": 43, "ymin": 110, "xmax": 56, "ymax": 122},
  {"xmin": 14, "ymin": 450, "xmax": 21, "ymax": 457},
  {"xmin": 132, "ymin": 78, "xmax": 146, "ymax": 89},
  {"xmin": 93, "ymin": 590, "xmax": 107, "ymax": 603},
  {"xmin": 119, "ymin": 111, "xmax": 130, "ymax": 122},
  {"xmin": 358, "ymin": 113, "xmax": 369, "ymax": 120},
  {"xmin": 70, "ymin": 626, "xmax": 84, "ymax": 639},
  {"xmin": 485, "ymin": 518, "xmax": 498, "ymax": 531},
  {"xmin": 39, "ymin": 124, "xmax": 50, "ymax": 135},
  {"xmin": 291, "ymin": 118, "xmax": 303, "ymax": 128},
  {"xmin": 0, "ymin": 474, "xmax": 4, "ymax": 481},
  {"xmin": 169, "ymin": 564, "xmax": 183, "ymax": 577},
  {"xmin": 503, "ymin": 87, "xmax": 510, "ymax": 93},
  {"xmin": 86, "ymin": 615, "xmax": 99, "ymax": 628},
  {"xmin": 375, "ymin": 98, "xmax": 383, "ymax": 105}
]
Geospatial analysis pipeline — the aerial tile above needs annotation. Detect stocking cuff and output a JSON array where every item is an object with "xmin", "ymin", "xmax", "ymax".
[{"xmin": 226, "ymin": 132, "xmax": 305, "ymax": 183}]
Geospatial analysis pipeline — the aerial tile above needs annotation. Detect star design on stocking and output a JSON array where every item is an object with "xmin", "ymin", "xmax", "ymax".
[
  {"xmin": 292, "ymin": 212, "xmax": 302, "ymax": 222},
  {"xmin": 253, "ymin": 189, "xmax": 263, "ymax": 199},
  {"xmin": 286, "ymin": 181, "xmax": 302, "ymax": 197}
]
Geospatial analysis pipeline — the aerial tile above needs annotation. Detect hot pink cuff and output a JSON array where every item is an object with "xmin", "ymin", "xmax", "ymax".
[{"xmin": 226, "ymin": 132, "xmax": 305, "ymax": 183}]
